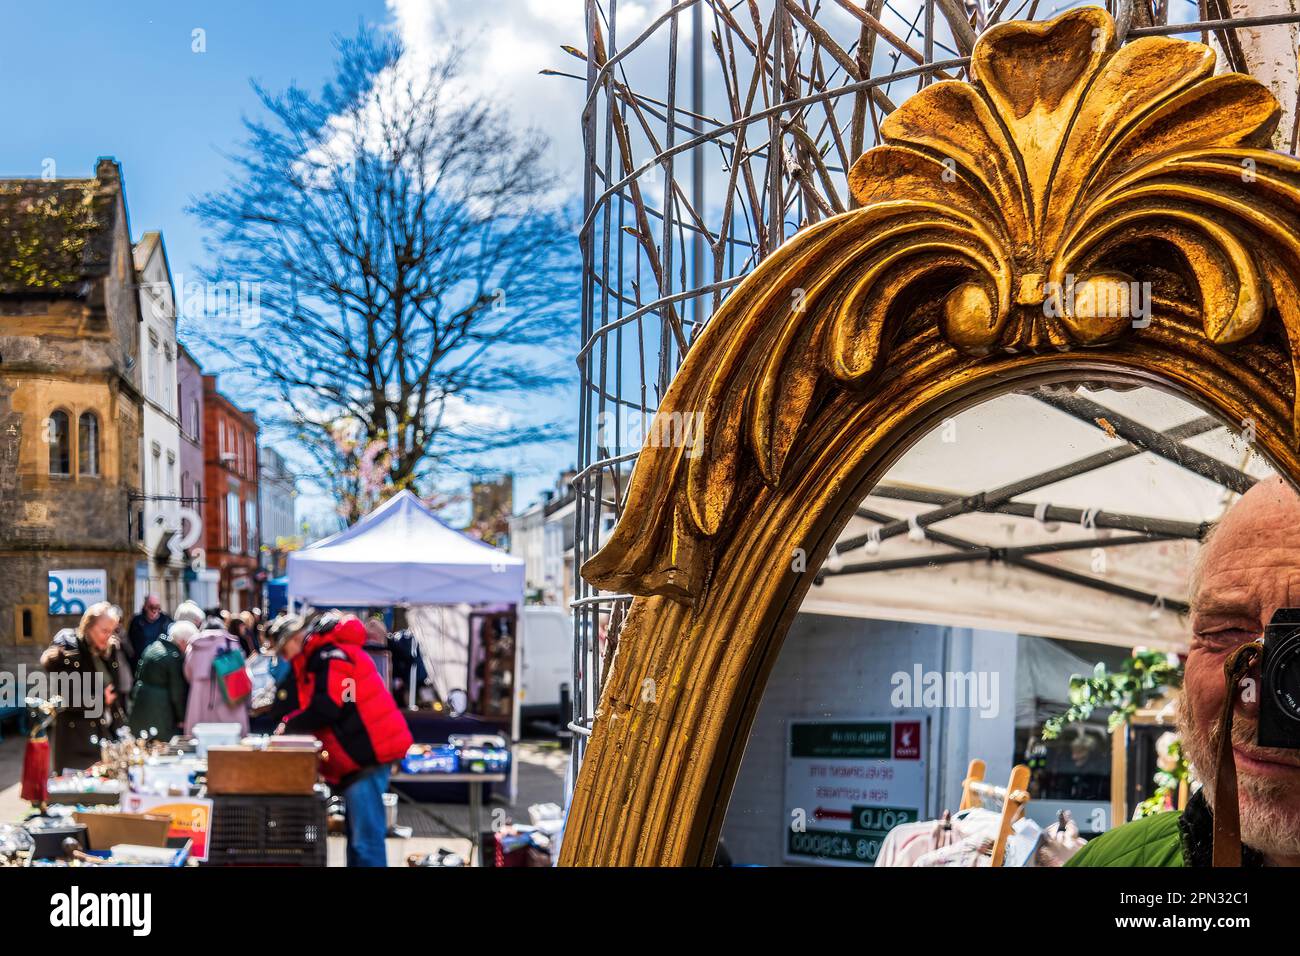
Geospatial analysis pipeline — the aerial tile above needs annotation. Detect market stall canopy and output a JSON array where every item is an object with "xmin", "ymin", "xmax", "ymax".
[
  {"xmin": 804, "ymin": 386, "xmax": 1274, "ymax": 652},
  {"xmin": 1015, "ymin": 636, "xmax": 1102, "ymax": 729},
  {"xmin": 287, "ymin": 490, "xmax": 524, "ymax": 607}
]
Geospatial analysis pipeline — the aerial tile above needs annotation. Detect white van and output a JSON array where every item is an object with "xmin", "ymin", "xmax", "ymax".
[{"xmin": 519, "ymin": 605, "xmax": 573, "ymax": 728}]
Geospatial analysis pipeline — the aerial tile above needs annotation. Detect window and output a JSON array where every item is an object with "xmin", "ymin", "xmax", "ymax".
[
  {"xmin": 245, "ymin": 498, "xmax": 257, "ymax": 555},
  {"xmin": 147, "ymin": 331, "xmax": 160, "ymax": 403},
  {"xmin": 190, "ymin": 399, "xmax": 200, "ymax": 440},
  {"xmin": 151, "ymin": 444, "xmax": 162, "ymax": 496},
  {"xmin": 163, "ymin": 347, "xmax": 174, "ymax": 415},
  {"xmin": 166, "ymin": 453, "xmax": 177, "ymax": 496},
  {"xmin": 47, "ymin": 410, "xmax": 70, "ymax": 475},
  {"xmin": 77, "ymin": 412, "xmax": 99, "ymax": 476},
  {"xmin": 227, "ymin": 489, "xmax": 241, "ymax": 552}
]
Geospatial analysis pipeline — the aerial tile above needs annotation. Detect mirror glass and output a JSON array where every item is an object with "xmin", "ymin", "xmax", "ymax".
[{"xmin": 715, "ymin": 383, "xmax": 1272, "ymax": 867}]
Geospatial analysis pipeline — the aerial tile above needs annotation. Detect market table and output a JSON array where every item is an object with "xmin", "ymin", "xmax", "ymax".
[{"xmin": 389, "ymin": 771, "xmax": 506, "ymax": 865}]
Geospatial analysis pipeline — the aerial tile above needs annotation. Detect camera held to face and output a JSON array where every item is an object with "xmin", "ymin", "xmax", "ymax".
[{"xmin": 1256, "ymin": 608, "xmax": 1300, "ymax": 749}]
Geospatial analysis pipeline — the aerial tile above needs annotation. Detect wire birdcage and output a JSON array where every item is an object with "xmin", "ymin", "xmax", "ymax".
[{"xmin": 567, "ymin": 0, "xmax": 1300, "ymax": 787}]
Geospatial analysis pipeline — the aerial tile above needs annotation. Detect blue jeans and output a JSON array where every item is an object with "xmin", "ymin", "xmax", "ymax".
[{"xmin": 344, "ymin": 766, "xmax": 390, "ymax": 867}]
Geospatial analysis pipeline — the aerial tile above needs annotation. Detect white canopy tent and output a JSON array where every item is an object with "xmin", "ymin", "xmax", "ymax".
[
  {"xmin": 287, "ymin": 490, "xmax": 526, "ymax": 798},
  {"xmin": 286, "ymin": 490, "xmax": 524, "ymax": 609},
  {"xmin": 804, "ymin": 385, "xmax": 1276, "ymax": 652}
]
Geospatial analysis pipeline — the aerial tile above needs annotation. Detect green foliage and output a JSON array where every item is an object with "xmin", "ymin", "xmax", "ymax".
[
  {"xmin": 1042, "ymin": 650, "xmax": 1186, "ymax": 818},
  {"xmin": 1041, "ymin": 650, "xmax": 1183, "ymax": 740},
  {"xmin": 1135, "ymin": 735, "xmax": 1190, "ymax": 818}
]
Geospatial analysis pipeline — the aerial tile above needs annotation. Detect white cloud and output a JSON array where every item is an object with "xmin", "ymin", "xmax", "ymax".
[{"xmin": 385, "ymin": 0, "xmax": 600, "ymax": 185}]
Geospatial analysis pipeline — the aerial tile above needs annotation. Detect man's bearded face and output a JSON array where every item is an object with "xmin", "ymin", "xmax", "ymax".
[{"xmin": 1185, "ymin": 477, "xmax": 1300, "ymax": 860}]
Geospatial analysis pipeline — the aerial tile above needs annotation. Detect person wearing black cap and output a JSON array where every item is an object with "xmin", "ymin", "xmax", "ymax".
[{"xmin": 250, "ymin": 615, "xmax": 305, "ymax": 733}]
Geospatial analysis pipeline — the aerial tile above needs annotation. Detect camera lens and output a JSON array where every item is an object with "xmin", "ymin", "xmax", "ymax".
[{"xmin": 1265, "ymin": 629, "xmax": 1300, "ymax": 721}]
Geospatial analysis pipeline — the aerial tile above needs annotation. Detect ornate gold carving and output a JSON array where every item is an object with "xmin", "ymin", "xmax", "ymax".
[
  {"xmin": 561, "ymin": 8, "xmax": 1300, "ymax": 866},
  {"xmin": 582, "ymin": 6, "xmax": 1300, "ymax": 606}
]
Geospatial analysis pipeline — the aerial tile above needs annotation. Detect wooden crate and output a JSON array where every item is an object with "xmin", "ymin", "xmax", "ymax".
[
  {"xmin": 206, "ymin": 745, "xmax": 320, "ymax": 795},
  {"xmin": 75, "ymin": 811, "xmax": 172, "ymax": 850}
]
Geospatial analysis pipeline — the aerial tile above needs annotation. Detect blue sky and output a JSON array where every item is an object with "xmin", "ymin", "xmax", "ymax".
[{"xmin": 0, "ymin": 0, "xmax": 583, "ymax": 526}]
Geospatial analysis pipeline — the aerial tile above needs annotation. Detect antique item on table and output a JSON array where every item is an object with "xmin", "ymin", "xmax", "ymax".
[
  {"xmin": 22, "ymin": 818, "xmax": 88, "ymax": 860},
  {"xmin": 74, "ymin": 811, "xmax": 172, "ymax": 851},
  {"xmin": 206, "ymin": 739, "xmax": 321, "ymax": 795},
  {"xmin": 0, "ymin": 824, "xmax": 33, "ymax": 867},
  {"xmin": 20, "ymin": 696, "xmax": 60, "ymax": 805},
  {"xmin": 45, "ymin": 775, "xmax": 125, "ymax": 806}
]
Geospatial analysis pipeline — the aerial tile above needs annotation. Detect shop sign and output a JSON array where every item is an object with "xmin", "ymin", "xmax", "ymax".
[
  {"xmin": 48, "ymin": 569, "xmax": 108, "ymax": 616},
  {"xmin": 784, "ymin": 716, "xmax": 927, "ymax": 866}
]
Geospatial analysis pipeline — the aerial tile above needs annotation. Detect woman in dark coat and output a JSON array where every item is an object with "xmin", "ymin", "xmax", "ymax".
[
  {"xmin": 39, "ymin": 602, "xmax": 132, "ymax": 772},
  {"xmin": 128, "ymin": 620, "xmax": 195, "ymax": 741}
]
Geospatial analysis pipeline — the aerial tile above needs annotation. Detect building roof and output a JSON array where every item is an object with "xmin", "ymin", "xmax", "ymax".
[{"xmin": 0, "ymin": 164, "xmax": 121, "ymax": 297}]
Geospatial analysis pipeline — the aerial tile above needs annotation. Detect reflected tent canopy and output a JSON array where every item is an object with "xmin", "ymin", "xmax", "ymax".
[
  {"xmin": 806, "ymin": 386, "xmax": 1272, "ymax": 651},
  {"xmin": 286, "ymin": 489, "xmax": 524, "ymax": 608}
]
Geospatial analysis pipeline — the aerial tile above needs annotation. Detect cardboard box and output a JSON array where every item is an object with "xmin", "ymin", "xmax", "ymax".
[
  {"xmin": 206, "ymin": 745, "xmax": 320, "ymax": 795},
  {"xmin": 74, "ymin": 812, "xmax": 172, "ymax": 850}
]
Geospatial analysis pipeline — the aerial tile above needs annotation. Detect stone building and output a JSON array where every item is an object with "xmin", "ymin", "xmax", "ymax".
[
  {"xmin": 0, "ymin": 158, "xmax": 144, "ymax": 670},
  {"xmin": 469, "ymin": 472, "xmax": 513, "ymax": 547},
  {"xmin": 201, "ymin": 376, "xmax": 260, "ymax": 611}
]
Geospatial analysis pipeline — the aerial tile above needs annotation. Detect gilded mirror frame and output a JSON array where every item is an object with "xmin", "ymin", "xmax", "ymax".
[{"xmin": 560, "ymin": 6, "xmax": 1300, "ymax": 866}]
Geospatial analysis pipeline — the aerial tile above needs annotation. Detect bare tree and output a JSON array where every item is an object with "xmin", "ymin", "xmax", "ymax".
[{"xmin": 193, "ymin": 28, "xmax": 578, "ymax": 523}]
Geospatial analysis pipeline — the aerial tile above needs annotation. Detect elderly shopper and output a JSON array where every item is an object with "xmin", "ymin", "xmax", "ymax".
[
  {"xmin": 1071, "ymin": 476, "xmax": 1300, "ymax": 867},
  {"xmin": 183, "ymin": 614, "xmax": 251, "ymax": 735},
  {"xmin": 126, "ymin": 594, "xmax": 172, "ymax": 672},
  {"xmin": 129, "ymin": 620, "xmax": 196, "ymax": 741},
  {"xmin": 173, "ymin": 601, "xmax": 205, "ymax": 629},
  {"xmin": 39, "ymin": 602, "xmax": 132, "ymax": 772}
]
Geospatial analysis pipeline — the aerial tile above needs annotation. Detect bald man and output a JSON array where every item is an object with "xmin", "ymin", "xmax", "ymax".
[
  {"xmin": 126, "ymin": 594, "xmax": 172, "ymax": 672},
  {"xmin": 1070, "ymin": 476, "xmax": 1300, "ymax": 866}
]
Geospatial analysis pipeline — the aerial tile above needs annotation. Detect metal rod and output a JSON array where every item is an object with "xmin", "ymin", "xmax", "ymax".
[
  {"xmin": 1032, "ymin": 390, "xmax": 1255, "ymax": 494},
  {"xmin": 836, "ymin": 413, "xmax": 1222, "ymax": 551},
  {"xmin": 824, "ymin": 532, "xmax": 1177, "ymax": 576},
  {"xmin": 863, "ymin": 485, "xmax": 1208, "ymax": 539}
]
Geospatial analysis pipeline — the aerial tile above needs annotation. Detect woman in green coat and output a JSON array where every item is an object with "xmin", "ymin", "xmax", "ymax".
[{"xmin": 128, "ymin": 621, "xmax": 195, "ymax": 741}]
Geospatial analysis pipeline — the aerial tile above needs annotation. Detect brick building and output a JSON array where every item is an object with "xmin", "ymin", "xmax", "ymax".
[
  {"xmin": 0, "ymin": 158, "xmax": 144, "ymax": 669},
  {"xmin": 201, "ymin": 376, "xmax": 260, "ymax": 611}
]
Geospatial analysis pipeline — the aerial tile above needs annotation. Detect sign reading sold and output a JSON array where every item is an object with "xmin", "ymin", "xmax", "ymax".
[{"xmin": 783, "ymin": 715, "xmax": 927, "ymax": 866}]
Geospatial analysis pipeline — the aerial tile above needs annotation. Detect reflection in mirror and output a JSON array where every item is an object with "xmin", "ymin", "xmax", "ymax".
[{"xmin": 716, "ymin": 384, "xmax": 1273, "ymax": 867}]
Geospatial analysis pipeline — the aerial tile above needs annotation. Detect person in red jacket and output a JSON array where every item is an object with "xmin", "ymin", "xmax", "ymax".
[{"xmin": 278, "ymin": 612, "xmax": 413, "ymax": 867}]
